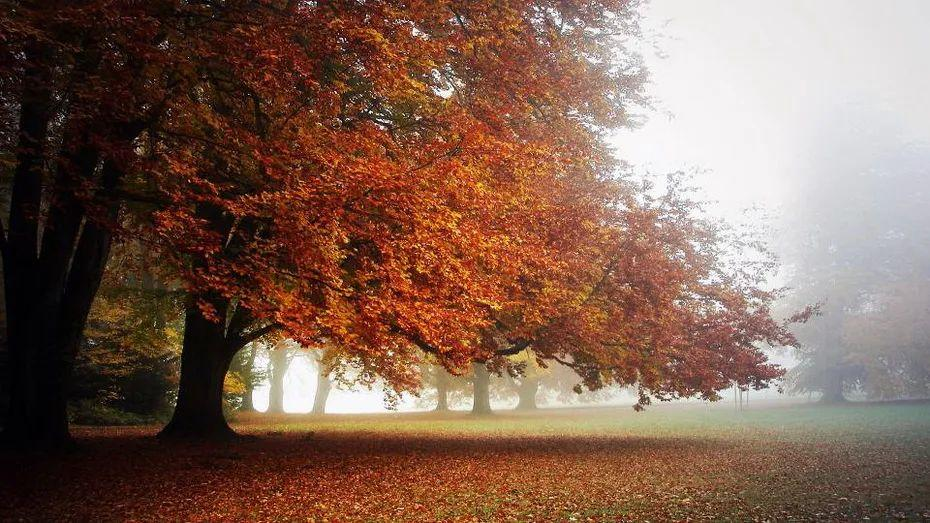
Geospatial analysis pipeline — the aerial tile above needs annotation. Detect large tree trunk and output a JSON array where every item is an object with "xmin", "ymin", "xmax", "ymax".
[
  {"xmin": 2, "ymin": 41, "xmax": 55, "ymax": 448},
  {"xmin": 820, "ymin": 368, "xmax": 847, "ymax": 403},
  {"xmin": 159, "ymin": 197, "xmax": 279, "ymax": 438},
  {"xmin": 267, "ymin": 343, "xmax": 290, "ymax": 414},
  {"xmin": 158, "ymin": 296, "xmax": 237, "ymax": 439},
  {"xmin": 471, "ymin": 362, "xmax": 492, "ymax": 415},
  {"xmin": 2, "ymin": 43, "xmax": 124, "ymax": 449},
  {"xmin": 515, "ymin": 377, "xmax": 539, "ymax": 410},
  {"xmin": 435, "ymin": 368, "xmax": 449, "ymax": 412},
  {"xmin": 311, "ymin": 366, "xmax": 332, "ymax": 415}
]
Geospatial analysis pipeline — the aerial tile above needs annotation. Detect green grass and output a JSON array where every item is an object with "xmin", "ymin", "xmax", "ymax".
[{"xmin": 238, "ymin": 399, "xmax": 930, "ymax": 442}]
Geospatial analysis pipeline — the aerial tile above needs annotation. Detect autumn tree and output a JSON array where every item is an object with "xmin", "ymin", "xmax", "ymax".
[
  {"xmin": 149, "ymin": 0, "xmax": 652, "ymax": 437},
  {"xmin": 421, "ymin": 175, "xmax": 812, "ymax": 412},
  {"xmin": 6, "ymin": 0, "xmax": 768, "ymax": 444}
]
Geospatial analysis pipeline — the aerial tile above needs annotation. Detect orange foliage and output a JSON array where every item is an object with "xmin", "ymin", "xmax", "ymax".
[{"xmin": 3, "ymin": 0, "xmax": 802, "ymax": 416}]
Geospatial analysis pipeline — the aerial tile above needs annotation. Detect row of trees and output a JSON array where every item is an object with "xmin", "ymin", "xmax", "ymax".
[
  {"xmin": 423, "ymin": 357, "xmax": 615, "ymax": 414},
  {"xmin": 1, "ymin": 0, "xmax": 807, "ymax": 449}
]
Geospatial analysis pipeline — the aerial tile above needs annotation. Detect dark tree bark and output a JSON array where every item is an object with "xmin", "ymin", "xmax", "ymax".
[
  {"xmin": 158, "ymin": 295, "xmax": 238, "ymax": 439},
  {"xmin": 159, "ymin": 288, "xmax": 276, "ymax": 438},
  {"xmin": 471, "ymin": 362, "xmax": 492, "ymax": 415},
  {"xmin": 2, "ymin": 49, "xmax": 125, "ymax": 448},
  {"xmin": 515, "ymin": 377, "xmax": 539, "ymax": 410},
  {"xmin": 311, "ymin": 365, "xmax": 332, "ymax": 415},
  {"xmin": 435, "ymin": 368, "xmax": 449, "ymax": 412},
  {"xmin": 1, "ymin": 29, "xmax": 149, "ymax": 450},
  {"xmin": 4, "ymin": 153, "xmax": 123, "ymax": 450},
  {"xmin": 267, "ymin": 343, "xmax": 291, "ymax": 414},
  {"xmin": 2, "ymin": 40, "xmax": 55, "ymax": 448}
]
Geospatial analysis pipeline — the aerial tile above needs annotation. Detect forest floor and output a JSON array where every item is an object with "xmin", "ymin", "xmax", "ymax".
[{"xmin": 2, "ymin": 401, "xmax": 930, "ymax": 521}]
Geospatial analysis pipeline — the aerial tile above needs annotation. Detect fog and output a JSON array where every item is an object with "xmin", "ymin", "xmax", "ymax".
[{"xmin": 618, "ymin": 0, "xmax": 930, "ymax": 215}]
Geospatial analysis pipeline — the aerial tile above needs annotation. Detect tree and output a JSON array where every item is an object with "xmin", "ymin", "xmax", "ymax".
[
  {"xmin": 417, "ymin": 363, "xmax": 471, "ymax": 412},
  {"xmin": 266, "ymin": 339, "xmax": 296, "ymax": 414},
  {"xmin": 229, "ymin": 343, "xmax": 262, "ymax": 413},
  {"xmin": 471, "ymin": 362, "xmax": 493, "ymax": 415},
  {"xmin": 841, "ymin": 280, "xmax": 930, "ymax": 400},
  {"xmin": 433, "ymin": 367, "xmax": 451, "ymax": 413},
  {"xmin": 780, "ymin": 107, "xmax": 930, "ymax": 401},
  {"xmin": 149, "ymin": 0, "xmax": 651, "ymax": 437},
  {"xmin": 407, "ymin": 175, "xmax": 811, "ymax": 412},
  {"xmin": 7, "ymin": 0, "xmax": 791, "ymax": 443},
  {"xmin": 0, "ymin": 0, "xmax": 177, "ymax": 448},
  {"xmin": 503, "ymin": 352, "xmax": 545, "ymax": 410},
  {"xmin": 311, "ymin": 350, "xmax": 333, "ymax": 415}
]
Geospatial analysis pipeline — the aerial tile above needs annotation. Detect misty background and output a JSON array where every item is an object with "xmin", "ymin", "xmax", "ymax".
[{"xmin": 257, "ymin": 0, "xmax": 930, "ymax": 413}]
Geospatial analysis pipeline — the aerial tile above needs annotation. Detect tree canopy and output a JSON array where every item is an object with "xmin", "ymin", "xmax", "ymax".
[{"xmin": 2, "ymin": 0, "xmax": 806, "ymax": 445}]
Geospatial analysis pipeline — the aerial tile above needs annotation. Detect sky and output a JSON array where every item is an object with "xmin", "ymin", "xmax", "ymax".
[
  {"xmin": 616, "ymin": 0, "xmax": 930, "ymax": 220},
  {"xmin": 254, "ymin": 0, "xmax": 930, "ymax": 414}
]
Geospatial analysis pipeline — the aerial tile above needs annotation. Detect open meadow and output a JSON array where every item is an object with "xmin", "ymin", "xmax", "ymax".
[{"xmin": 2, "ymin": 401, "xmax": 929, "ymax": 521}]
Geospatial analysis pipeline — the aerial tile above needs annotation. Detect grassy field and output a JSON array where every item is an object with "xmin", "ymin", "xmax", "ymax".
[{"xmin": 2, "ymin": 401, "xmax": 929, "ymax": 521}]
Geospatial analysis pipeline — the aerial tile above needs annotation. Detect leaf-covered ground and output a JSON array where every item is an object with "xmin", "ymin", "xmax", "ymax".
[{"xmin": 2, "ymin": 402, "xmax": 930, "ymax": 521}]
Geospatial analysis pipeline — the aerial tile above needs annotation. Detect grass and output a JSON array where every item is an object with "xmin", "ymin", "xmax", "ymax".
[{"xmin": 2, "ymin": 401, "xmax": 929, "ymax": 521}]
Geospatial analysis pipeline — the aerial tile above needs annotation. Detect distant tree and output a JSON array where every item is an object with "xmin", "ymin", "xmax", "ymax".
[
  {"xmin": 433, "ymin": 367, "xmax": 451, "ymax": 413},
  {"xmin": 781, "ymin": 108, "xmax": 930, "ymax": 401},
  {"xmin": 417, "ymin": 363, "xmax": 471, "ymax": 412},
  {"xmin": 266, "ymin": 340, "xmax": 297, "ymax": 415},
  {"xmin": 471, "ymin": 362, "xmax": 493, "ymax": 415},
  {"xmin": 500, "ymin": 351, "xmax": 601, "ymax": 411},
  {"xmin": 229, "ymin": 343, "xmax": 262, "ymax": 412},
  {"xmin": 310, "ymin": 349, "xmax": 333, "ymax": 415},
  {"xmin": 842, "ymin": 280, "xmax": 930, "ymax": 399},
  {"xmin": 502, "ymin": 352, "xmax": 544, "ymax": 411}
]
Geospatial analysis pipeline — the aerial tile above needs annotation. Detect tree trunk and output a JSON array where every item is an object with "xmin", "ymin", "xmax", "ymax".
[
  {"xmin": 1, "ymin": 37, "xmax": 139, "ymax": 450},
  {"xmin": 267, "ymin": 343, "xmax": 290, "ymax": 414},
  {"xmin": 2, "ymin": 40, "xmax": 55, "ymax": 449},
  {"xmin": 471, "ymin": 362, "xmax": 492, "ymax": 415},
  {"xmin": 240, "ymin": 345, "xmax": 257, "ymax": 412},
  {"xmin": 3, "ymin": 147, "xmax": 121, "ymax": 449},
  {"xmin": 312, "ymin": 367, "xmax": 332, "ymax": 415},
  {"xmin": 515, "ymin": 377, "xmax": 539, "ymax": 410},
  {"xmin": 435, "ymin": 368, "xmax": 449, "ymax": 412},
  {"xmin": 158, "ymin": 297, "xmax": 237, "ymax": 439},
  {"xmin": 820, "ymin": 368, "xmax": 847, "ymax": 403}
]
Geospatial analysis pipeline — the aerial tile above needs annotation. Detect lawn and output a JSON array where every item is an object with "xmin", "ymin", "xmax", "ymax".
[{"xmin": 2, "ymin": 401, "xmax": 929, "ymax": 521}]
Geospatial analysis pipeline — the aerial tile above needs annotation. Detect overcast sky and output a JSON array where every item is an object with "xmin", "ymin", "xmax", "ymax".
[
  {"xmin": 258, "ymin": 0, "xmax": 930, "ymax": 413},
  {"xmin": 616, "ymin": 0, "xmax": 930, "ymax": 221}
]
